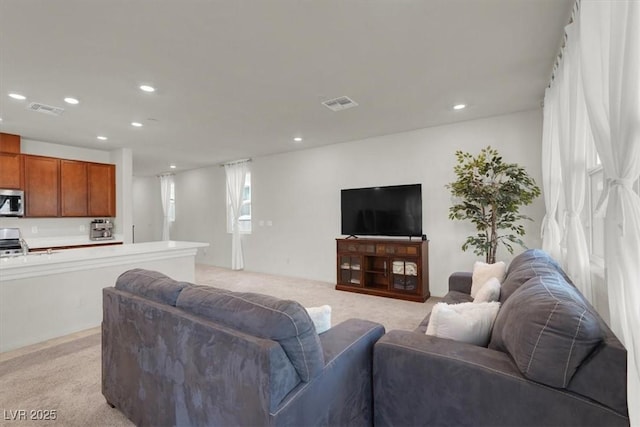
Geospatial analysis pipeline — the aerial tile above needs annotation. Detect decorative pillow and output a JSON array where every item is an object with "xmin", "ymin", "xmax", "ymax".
[
  {"xmin": 306, "ymin": 305, "xmax": 332, "ymax": 334},
  {"xmin": 473, "ymin": 277, "xmax": 501, "ymax": 303},
  {"xmin": 471, "ymin": 261, "xmax": 506, "ymax": 298},
  {"xmin": 425, "ymin": 301, "xmax": 500, "ymax": 346}
]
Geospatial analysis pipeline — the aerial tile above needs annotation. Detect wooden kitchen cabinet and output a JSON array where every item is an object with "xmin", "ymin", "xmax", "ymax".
[
  {"xmin": 0, "ymin": 133, "xmax": 21, "ymax": 153},
  {"xmin": 60, "ymin": 160, "xmax": 88, "ymax": 216},
  {"xmin": 0, "ymin": 153, "xmax": 23, "ymax": 189},
  {"xmin": 88, "ymin": 162, "xmax": 116, "ymax": 217},
  {"xmin": 0, "ymin": 133, "xmax": 22, "ymax": 189},
  {"xmin": 24, "ymin": 155, "xmax": 60, "ymax": 217}
]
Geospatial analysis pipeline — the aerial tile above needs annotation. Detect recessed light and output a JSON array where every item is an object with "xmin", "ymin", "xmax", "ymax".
[
  {"xmin": 139, "ymin": 85, "xmax": 155, "ymax": 93},
  {"xmin": 169, "ymin": 164, "xmax": 176, "ymax": 169},
  {"xmin": 453, "ymin": 104, "xmax": 466, "ymax": 110},
  {"xmin": 8, "ymin": 93, "xmax": 26, "ymax": 100},
  {"xmin": 64, "ymin": 97, "xmax": 79, "ymax": 105},
  {"xmin": 97, "ymin": 136, "xmax": 108, "ymax": 141},
  {"xmin": 131, "ymin": 122, "xmax": 143, "ymax": 127},
  {"xmin": 293, "ymin": 137, "xmax": 303, "ymax": 142}
]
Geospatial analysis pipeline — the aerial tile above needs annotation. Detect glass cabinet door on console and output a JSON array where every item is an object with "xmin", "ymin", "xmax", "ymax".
[
  {"xmin": 391, "ymin": 259, "xmax": 419, "ymax": 293},
  {"xmin": 338, "ymin": 255, "xmax": 362, "ymax": 286}
]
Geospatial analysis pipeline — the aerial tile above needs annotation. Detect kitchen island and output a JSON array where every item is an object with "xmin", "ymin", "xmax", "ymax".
[{"xmin": 0, "ymin": 240, "xmax": 208, "ymax": 352}]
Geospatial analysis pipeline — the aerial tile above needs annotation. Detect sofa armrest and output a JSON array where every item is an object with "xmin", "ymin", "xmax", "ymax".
[
  {"xmin": 373, "ymin": 330, "xmax": 629, "ymax": 427},
  {"xmin": 272, "ymin": 319, "xmax": 385, "ymax": 427},
  {"xmin": 319, "ymin": 318, "xmax": 385, "ymax": 364},
  {"xmin": 448, "ymin": 271, "xmax": 472, "ymax": 294}
]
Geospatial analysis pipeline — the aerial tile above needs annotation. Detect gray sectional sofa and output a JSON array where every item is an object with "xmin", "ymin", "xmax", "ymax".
[
  {"xmin": 373, "ymin": 249, "xmax": 629, "ymax": 426},
  {"xmin": 102, "ymin": 269, "xmax": 385, "ymax": 427},
  {"xmin": 103, "ymin": 249, "xmax": 628, "ymax": 426}
]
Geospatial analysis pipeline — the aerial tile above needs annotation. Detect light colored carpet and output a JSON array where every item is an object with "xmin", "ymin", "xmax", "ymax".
[
  {"xmin": 195, "ymin": 265, "xmax": 437, "ymax": 332},
  {"xmin": 0, "ymin": 265, "xmax": 437, "ymax": 426}
]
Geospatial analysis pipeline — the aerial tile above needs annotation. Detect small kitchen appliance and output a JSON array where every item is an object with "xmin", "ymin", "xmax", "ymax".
[
  {"xmin": 0, "ymin": 228, "xmax": 28, "ymax": 257},
  {"xmin": 0, "ymin": 189, "xmax": 24, "ymax": 217},
  {"xmin": 90, "ymin": 219, "xmax": 114, "ymax": 240}
]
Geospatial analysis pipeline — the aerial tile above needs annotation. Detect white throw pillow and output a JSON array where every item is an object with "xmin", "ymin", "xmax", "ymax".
[
  {"xmin": 425, "ymin": 301, "xmax": 500, "ymax": 346},
  {"xmin": 305, "ymin": 305, "xmax": 332, "ymax": 334},
  {"xmin": 471, "ymin": 261, "xmax": 506, "ymax": 298},
  {"xmin": 474, "ymin": 277, "xmax": 501, "ymax": 303}
]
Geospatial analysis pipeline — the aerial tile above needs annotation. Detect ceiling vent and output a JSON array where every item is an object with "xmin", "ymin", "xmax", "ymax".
[
  {"xmin": 27, "ymin": 102, "xmax": 65, "ymax": 116},
  {"xmin": 322, "ymin": 96, "xmax": 358, "ymax": 112}
]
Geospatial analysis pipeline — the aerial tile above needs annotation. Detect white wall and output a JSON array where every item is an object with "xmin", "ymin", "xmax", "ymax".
[
  {"xmin": 111, "ymin": 148, "xmax": 134, "ymax": 243},
  {"xmin": 171, "ymin": 110, "xmax": 545, "ymax": 297},
  {"xmin": 0, "ymin": 139, "xmax": 132, "ymax": 241},
  {"xmin": 131, "ymin": 176, "xmax": 163, "ymax": 243},
  {"xmin": 171, "ymin": 167, "xmax": 231, "ymax": 267}
]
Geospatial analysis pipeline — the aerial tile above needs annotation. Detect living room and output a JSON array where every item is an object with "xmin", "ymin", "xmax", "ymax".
[{"xmin": 1, "ymin": 0, "xmax": 639, "ymax": 426}]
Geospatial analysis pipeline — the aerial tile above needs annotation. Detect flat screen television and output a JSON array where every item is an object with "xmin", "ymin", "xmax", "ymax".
[{"xmin": 341, "ymin": 184, "xmax": 422, "ymax": 237}]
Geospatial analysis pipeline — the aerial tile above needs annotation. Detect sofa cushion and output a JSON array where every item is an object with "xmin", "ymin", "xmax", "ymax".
[
  {"xmin": 176, "ymin": 286, "xmax": 324, "ymax": 382},
  {"xmin": 500, "ymin": 249, "xmax": 570, "ymax": 303},
  {"xmin": 425, "ymin": 301, "xmax": 500, "ymax": 346},
  {"xmin": 442, "ymin": 291, "xmax": 474, "ymax": 305},
  {"xmin": 490, "ymin": 275, "xmax": 603, "ymax": 388},
  {"xmin": 115, "ymin": 268, "xmax": 190, "ymax": 306}
]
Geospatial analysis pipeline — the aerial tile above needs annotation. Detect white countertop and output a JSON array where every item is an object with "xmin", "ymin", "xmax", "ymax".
[{"xmin": 0, "ymin": 240, "xmax": 209, "ymax": 280}]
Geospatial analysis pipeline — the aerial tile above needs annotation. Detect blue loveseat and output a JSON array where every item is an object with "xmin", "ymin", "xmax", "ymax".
[{"xmin": 102, "ymin": 269, "xmax": 384, "ymax": 426}]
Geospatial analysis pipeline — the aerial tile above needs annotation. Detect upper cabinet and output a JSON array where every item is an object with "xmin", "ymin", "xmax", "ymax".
[
  {"xmin": 60, "ymin": 160, "xmax": 115, "ymax": 217},
  {"xmin": 60, "ymin": 160, "xmax": 88, "ymax": 217},
  {"xmin": 0, "ymin": 153, "xmax": 23, "ymax": 189},
  {"xmin": 24, "ymin": 155, "xmax": 60, "ymax": 217},
  {"xmin": 22, "ymin": 155, "xmax": 116, "ymax": 218},
  {"xmin": 0, "ymin": 132, "xmax": 117, "ymax": 218},
  {"xmin": 88, "ymin": 163, "xmax": 116, "ymax": 217},
  {"xmin": 0, "ymin": 133, "xmax": 23, "ymax": 189}
]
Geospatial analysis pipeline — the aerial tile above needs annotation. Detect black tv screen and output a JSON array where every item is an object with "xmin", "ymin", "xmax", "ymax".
[{"xmin": 341, "ymin": 184, "xmax": 422, "ymax": 237}]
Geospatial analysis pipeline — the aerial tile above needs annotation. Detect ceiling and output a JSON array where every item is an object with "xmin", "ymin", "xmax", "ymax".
[{"xmin": 0, "ymin": 0, "xmax": 573, "ymax": 176}]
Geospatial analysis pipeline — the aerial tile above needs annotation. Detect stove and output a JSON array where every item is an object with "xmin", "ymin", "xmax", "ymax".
[{"xmin": 0, "ymin": 228, "xmax": 27, "ymax": 257}]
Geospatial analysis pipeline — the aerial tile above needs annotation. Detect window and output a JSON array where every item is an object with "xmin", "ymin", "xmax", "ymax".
[
  {"xmin": 227, "ymin": 172, "xmax": 251, "ymax": 233},
  {"xmin": 585, "ymin": 147, "xmax": 640, "ymax": 266}
]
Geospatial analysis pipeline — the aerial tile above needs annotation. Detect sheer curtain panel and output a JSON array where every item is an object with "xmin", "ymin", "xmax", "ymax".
[
  {"xmin": 541, "ymin": 85, "xmax": 564, "ymax": 263},
  {"xmin": 159, "ymin": 174, "xmax": 173, "ymax": 241},
  {"xmin": 556, "ymin": 21, "xmax": 593, "ymax": 303},
  {"xmin": 225, "ymin": 161, "xmax": 249, "ymax": 270},
  {"xmin": 580, "ymin": 0, "xmax": 640, "ymax": 422}
]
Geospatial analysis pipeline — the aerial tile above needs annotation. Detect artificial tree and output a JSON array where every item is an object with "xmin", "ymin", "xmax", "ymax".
[{"xmin": 446, "ymin": 146, "xmax": 541, "ymax": 264}]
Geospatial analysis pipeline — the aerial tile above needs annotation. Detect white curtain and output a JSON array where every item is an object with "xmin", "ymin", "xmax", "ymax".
[
  {"xmin": 159, "ymin": 174, "xmax": 173, "ymax": 241},
  {"xmin": 580, "ymin": 0, "xmax": 640, "ymax": 422},
  {"xmin": 225, "ymin": 161, "xmax": 249, "ymax": 270},
  {"xmin": 541, "ymin": 84, "xmax": 564, "ymax": 263},
  {"xmin": 556, "ymin": 20, "xmax": 593, "ymax": 302}
]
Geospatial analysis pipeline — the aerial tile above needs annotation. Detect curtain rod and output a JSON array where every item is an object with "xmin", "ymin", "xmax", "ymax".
[
  {"xmin": 156, "ymin": 172, "xmax": 175, "ymax": 177},
  {"xmin": 219, "ymin": 158, "xmax": 251, "ymax": 167}
]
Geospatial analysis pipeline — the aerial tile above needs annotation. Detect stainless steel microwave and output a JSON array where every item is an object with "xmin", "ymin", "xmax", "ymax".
[{"xmin": 0, "ymin": 189, "xmax": 24, "ymax": 217}]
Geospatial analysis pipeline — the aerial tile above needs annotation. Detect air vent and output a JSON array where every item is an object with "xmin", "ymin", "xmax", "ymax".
[
  {"xmin": 322, "ymin": 96, "xmax": 358, "ymax": 112},
  {"xmin": 27, "ymin": 102, "xmax": 65, "ymax": 116}
]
